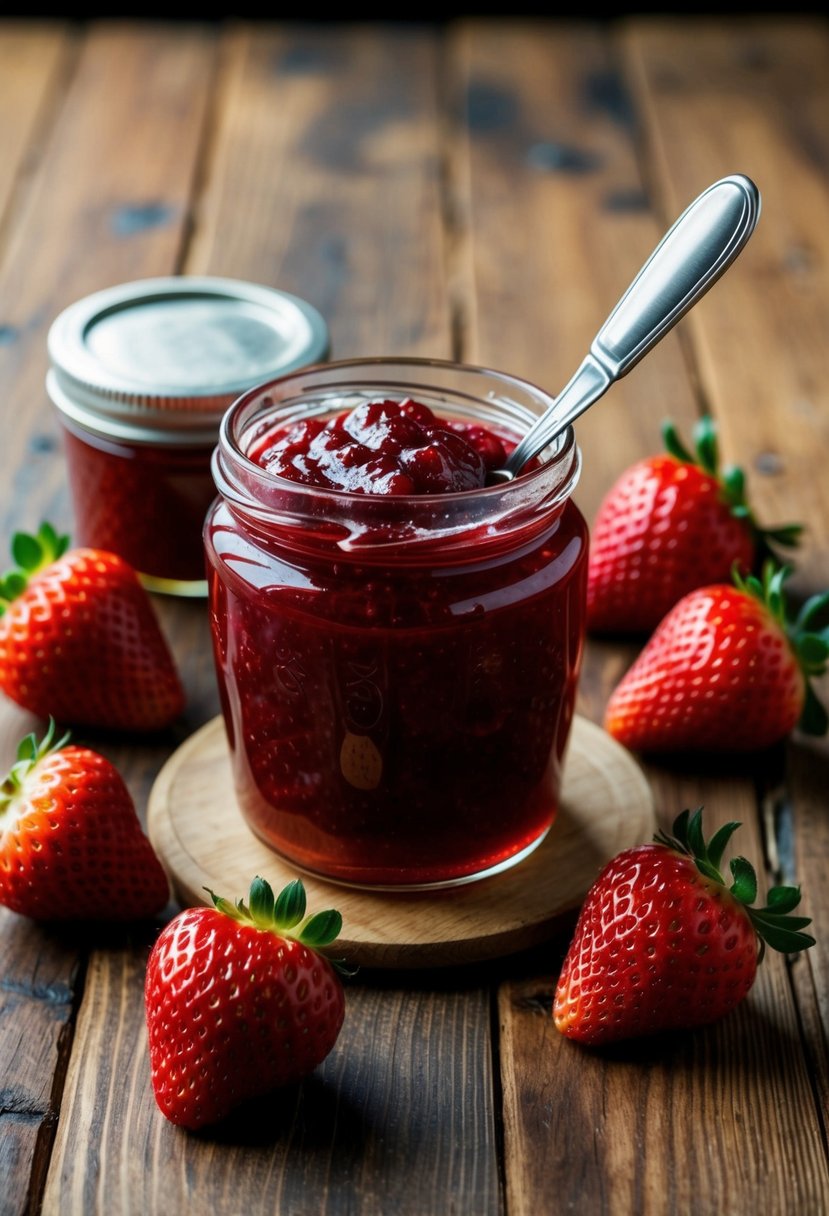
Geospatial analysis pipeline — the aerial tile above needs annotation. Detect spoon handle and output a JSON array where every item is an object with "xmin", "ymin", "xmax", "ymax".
[
  {"xmin": 503, "ymin": 174, "xmax": 760, "ymax": 478},
  {"xmin": 593, "ymin": 173, "xmax": 760, "ymax": 378}
]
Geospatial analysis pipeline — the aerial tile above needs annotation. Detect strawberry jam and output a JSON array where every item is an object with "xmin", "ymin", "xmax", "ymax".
[
  {"xmin": 255, "ymin": 398, "xmax": 504, "ymax": 494},
  {"xmin": 205, "ymin": 358, "xmax": 588, "ymax": 888},
  {"xmin": 60, "ymin": 422, "xmax": 216, "ymax": 589}
]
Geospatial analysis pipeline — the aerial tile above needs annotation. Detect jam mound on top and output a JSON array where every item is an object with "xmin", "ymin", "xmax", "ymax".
[{"xmin": 253, "ymin": 398, "xmax": 507, "ymax": 494}]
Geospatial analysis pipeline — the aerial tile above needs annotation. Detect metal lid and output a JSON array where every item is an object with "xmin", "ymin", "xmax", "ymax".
[{"xmin": 46, "ymin": 275, "xmax": 330, "ymax": 444}]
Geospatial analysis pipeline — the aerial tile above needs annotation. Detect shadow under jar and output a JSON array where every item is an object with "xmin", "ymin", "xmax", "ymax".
[{"xmin": 205, "ymin": 358, "xmax": 589, "ymax": 889}]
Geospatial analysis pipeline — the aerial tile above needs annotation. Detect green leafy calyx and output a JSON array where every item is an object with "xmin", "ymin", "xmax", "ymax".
[
  {"xmin": 204, "ymin": 876, "xmax": 353, "ymax": 973},
  {"xmin": 655, "ymin": 807, "xmax": 815, "ymax": 959},
  {"xmin": 734, "ymin": 562, "xmax": 829, "ymax": 737},
  {"xmin": 0, "ymin": 523, "xmax": 70, "ymax": 616},
  {"xmin": 661, "ymin": 415, "xmax": 801, "ymax": 566},
  {"xmin": 0, "ymin": 717, "xmax": 71, "ymax": 817}
]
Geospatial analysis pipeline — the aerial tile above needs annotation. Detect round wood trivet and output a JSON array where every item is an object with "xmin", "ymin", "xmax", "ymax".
[{"xmin": 148, "ymin": 714, "xmax": 654, "ymax": 969}]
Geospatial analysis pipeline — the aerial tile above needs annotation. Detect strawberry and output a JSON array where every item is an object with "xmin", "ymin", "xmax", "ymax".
[
  {"xmin": 604, "ymin": 564, "xmax": 828, "ymax": 753},
  {"xmin": 144, "ymin": 876, "xmax": 348, "ymax": 1130},
  {"xmin": 554, "ymin": 807, "xmax": 814, "ymax": 1046},
  {"xmin": 0, "ymin": 719, "xmax": 170, "ymax": 921},
  {"xmin": 587, "ymin": 415, "xmax": 801, "ymax": 635},
  {"xmin": 0, "ymin": 522, "xmax": 185, "ymax": 732}
]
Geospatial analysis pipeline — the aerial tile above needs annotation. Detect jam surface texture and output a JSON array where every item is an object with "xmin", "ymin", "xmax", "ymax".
[{"xmin": 253, "ymin": 398, "xmax": 506, "ymax": 494}]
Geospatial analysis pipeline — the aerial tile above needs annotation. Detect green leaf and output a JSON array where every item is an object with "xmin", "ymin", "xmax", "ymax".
[
  {"xmin": 686, "ymin": 808, "xmax": 707, "ymax": 861},
  {"xmin": 661, "ymin": 419, "xmax": 695, "ymax": 465},
  {"xmin": 764, "ymin": 886, "xmax": 802, "ymax": 914},
  {"xmin": 11, "ymin": 531, "xmax": 43, "ymax": 571},
  {"xmin": 729, "ymin": 856, "xmax": 757, "ymax": 905},
  {"xmin": 751, "ymin": 922, "xmax": 815, "ymax": 954},
  {"xmin": 796, "ymin": 633, "xmax": 829, "ymax": 671},
  {"xmin": 204, "ymin": 888, "xmax": 246, "ymax": 922},
  {"xmin": 766, "ymin": 523, "xmax": 802, "ymax": 549},
  {"xmin": 694, "ymin": 415, "xmax": 719, "ymax": 476},
  {"xmin": 695, "ymin": 859, "xmax": 724, "ymax": 885},
  {"xmin": 35, "ymin": 522, "xmax": 69, "ymax": 562},
  {"xmin": 16, "ymin": 732, "xmax": 38, "ymax": 764},
  {"xmin": 298, "ymin": 909, "xmax": 342, "ymax": 949},
  {"xmin": 752, "ymin": 913, "xmax": 813, "ymax": 933},
  {"xmin": 706, "ymin": 821, "xmax": 741, "ymax": 872},
  {"xmin": 1, "ymin": 571, "xmax": 26, "ymax": 599},
  {"xmin": 795, "ymin": 592, "xmax": 829, "ymax": 632},
  {"xmin": 721, "ymin": 465, "xmax": 746, "ymax": 507},
  {"xmin": 274, "ymin": 879, "xmax": 306, "ymax": 930},
  {"xmin": 248, "ymin": 876, "xmax": 275, "ymax": 928}
]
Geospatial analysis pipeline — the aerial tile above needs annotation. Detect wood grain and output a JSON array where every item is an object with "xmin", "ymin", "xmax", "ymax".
[
  {"xmin": 499, "ymin": 964, "xmax": 828, "ymax": 1215},
  {"xmin": 43, "ymin": 949, "xmax": 501, "ymax": 1216},
  {"xmin": 1, "ymin": 16, "xmax": 828, "ymax": 1216},
  {"xmin": 0, "ymin": 23, "xmax": 69, "ymax": 239},
  {"xmin": 185, "ymin": 24, "xmax": 452, "ymax": 361}
]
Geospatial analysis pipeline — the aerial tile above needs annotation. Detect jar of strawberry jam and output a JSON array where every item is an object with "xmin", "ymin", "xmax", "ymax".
[
  {"xmin": 46, "ymin": 276, "xmax": 329, "ymax": 596},
  {"xmin": 205, "ymin": 357, "xmax": 588, "ymax": 888}
]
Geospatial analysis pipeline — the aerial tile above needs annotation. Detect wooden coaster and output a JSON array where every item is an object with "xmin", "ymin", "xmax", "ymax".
[{"xmin": 148, "ymin": 715, "xmax": 655, "ymax": 969}]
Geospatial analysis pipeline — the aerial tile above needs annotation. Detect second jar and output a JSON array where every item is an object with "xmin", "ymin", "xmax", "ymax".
[
  {"xmin": 47, "ymin": 276, "xmax": 329, "ymax": 595},
  {"xmin": 205, "ymin": 357, "xmax": 589, "ymax": 888}
]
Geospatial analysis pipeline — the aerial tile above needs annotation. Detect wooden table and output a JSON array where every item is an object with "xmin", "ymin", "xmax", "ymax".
[{"xmin": 2, "ymin": 16, "xmax": 828, "ymax": 1215}]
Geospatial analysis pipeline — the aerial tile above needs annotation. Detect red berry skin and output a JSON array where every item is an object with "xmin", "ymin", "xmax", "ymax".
[
  {"xmin": 0, "ymin": 548, "xmax": 185, "ymax": 732},
  {"xmin": 0, "ymin": 745, "xmax": 170, "ymax": 921},
  {"xmin": 554, "ymin": 844, "xmax": 759, "ymax": 1046},
  {"xmin": 604, "ymin": 583, "xmax": 804, "ymax": 753},
  {"xmin": 587, "ymin": 457, "xmax": 755, "ymax": 635},
  {"xmin": 144, "ymin": 907, "xmax": 346, "ymax": 1130}
]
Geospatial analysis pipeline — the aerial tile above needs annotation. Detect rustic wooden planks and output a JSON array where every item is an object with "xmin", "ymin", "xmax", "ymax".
[
  {"xmin": 0, "ymin": 16, "xmax": 827, "ymax": 1216},
  {"xmin": 186, "ymin": 23, "xmax": 452, "ymax": 360},
  {"xmin": 0, "ymin": 23, "xmax": 70, "ymax": 244},
  {"xmin": 47, "ymin": 954, "xmax": 500, "ymax": 1216}
]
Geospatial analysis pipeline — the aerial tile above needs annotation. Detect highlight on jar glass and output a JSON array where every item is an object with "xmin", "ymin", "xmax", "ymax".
[
  {"xmin": 205, "ymin": 358, "xmax": 589, "ymax": 889},
  {"xmin": 46, "ymin": 276, "xmax": 329, "ymax": 597}
]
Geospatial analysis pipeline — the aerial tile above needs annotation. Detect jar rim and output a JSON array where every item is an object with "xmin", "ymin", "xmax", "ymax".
[{"xmin": 213, "ymin": 356, "xmax": 581, "ymax": 554}]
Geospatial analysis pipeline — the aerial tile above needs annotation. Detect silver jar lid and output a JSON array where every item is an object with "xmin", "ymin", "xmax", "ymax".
[{"xmin": 46, "ymin": 275, "xmax": 330, "ymax": 445}]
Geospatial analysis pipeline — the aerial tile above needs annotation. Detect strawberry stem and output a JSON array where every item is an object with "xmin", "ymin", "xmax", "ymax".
[
  {"xmin": 0, "ymin": 523, "xmax": 70, "ymax": 615},
  {"xmin": 204, "ymin": 877, "xmax": 348, "ymax": 957},
  {"xmin": 661, "ymin": 416, "xmax": 802, "ymax": 568},
  {"xmin": 655, "ymin": 808, "xmax": 815, "ymax": 958},
  {"xmin": 0, "ymin": 717, "xmax": 71, "ymax": 815}
]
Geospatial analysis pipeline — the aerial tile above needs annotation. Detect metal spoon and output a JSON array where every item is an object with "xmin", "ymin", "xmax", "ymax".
[{"xmin": 488, "ymin": 173, "xmax": 761, "ymax": 484}]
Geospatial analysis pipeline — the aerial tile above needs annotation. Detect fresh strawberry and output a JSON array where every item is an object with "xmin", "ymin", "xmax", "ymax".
[
  {"xmin": 144, "ymin": 876, "xmax": 348, "ymax": 1130},
  {"xmin": 0, "ymin": 522, "xmax": 185, "ymax": 732},
  {"xmin": 0, "ymin": 719, "xmax": 170, "ymax": 921},
  {"xmin": 587, "ymin": 415, "xmax": 801, "ymax": 635},
  {"xmin": 554, "ymin": 807, "xmax": 814, "ymax": 1046},
  {"xmin": 604, "ymin": 564, "xmax": 828, "ymax": 752}
]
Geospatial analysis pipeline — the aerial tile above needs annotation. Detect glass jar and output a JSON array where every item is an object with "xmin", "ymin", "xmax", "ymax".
[
  {"xmin": 47, "ymin": 276, "xmax": 329, "ymax": 596},
  {"xmin": 205, "ymin": 357, "xmax": 588, "ymax": 889}
]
